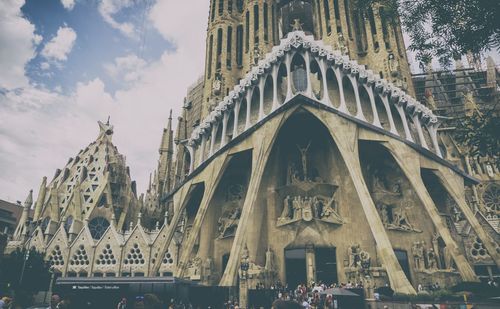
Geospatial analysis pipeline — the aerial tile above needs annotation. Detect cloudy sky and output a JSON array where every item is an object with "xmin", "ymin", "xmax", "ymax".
[
  {"xmin": 0, "ymin": 0, "xmax": 209, "ymax": 202},
  {"xmin": 1, "ymin": 0, "xmax": 498, "ymax": 203}
]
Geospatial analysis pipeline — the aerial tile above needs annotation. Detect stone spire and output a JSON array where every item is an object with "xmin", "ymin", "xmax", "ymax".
[
  {"xmin": 33, "ymin": 177, "xmax": 47, "ymax": 222},
  {"xmin": 13, "ymin": 190, "xmax": 33, "ymax": 240},
  {"xmin": 157, "ymin": 110, "xmax": 174, "ymax": 194}
]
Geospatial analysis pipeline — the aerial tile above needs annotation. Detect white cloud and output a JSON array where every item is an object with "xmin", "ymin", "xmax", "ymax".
[
  {"xmin": 0, "ymin": 0, "xmax": 41, "ymax": 89},
  {"xmin": 0, "ymin": 0, "xmax": 209, "ymax": 202},
  {"xmin": 61, "ymin": 0, "xmax": 75, "ymax": 11},
  {"xmin": 41, "ymin": 26, "xmax": 77, "ymax": 62},
  {"xmin": 98, "ymin": 0, "xmax": 137, "ymax": 39},
  {"xmin": 104, "ymin": 54, "xmax": 147, "ymax": 84}
]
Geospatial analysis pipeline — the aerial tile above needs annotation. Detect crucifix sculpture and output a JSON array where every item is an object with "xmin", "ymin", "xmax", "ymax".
[{"xmin": 296, "ymin": 141, "xmax": 311, "ymax": 180}]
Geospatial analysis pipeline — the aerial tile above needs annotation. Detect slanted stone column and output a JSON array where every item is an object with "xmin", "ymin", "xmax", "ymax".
[
  {"xmin": 221, "ymin": 112, "xmax": 229, "ymax": 147},
  {"xmin": 187, "ymin": 145, "xmax": 195, "ymax": 174},
  {"xmin": 318, "ymin": 58, "xmax": 332, "ymax": 106},
  {"xmin": 380, "ymin": 95, "xmax": 398, "ymax": 136},
  {"xmin": 336, "ymin": 69, "xmax": 349, "ymax": 113},
  {"xmin": 285, "ymin": 53, "xmax": 293, "ymax": 101},
  {"xmin": 272, "ymin": 64, "xmax": 279, "ymax": 110},
  {"xmin": 435, "ymin": 168, "xmax": 500, "ymax": 267},
  {"xmin": 348, "ymin": 76, "xmax": 366, "ymax": 121},
  {"xmin": 259, "ymin": 77, "xmax": 266, "ymax": 120},
  {"xmin": 412, "ymin": 115, "xmax": 428, "ymax": 149},
  {"xmin": 386, "ymin": 144, "xmax": 479, "ymax": 281},
  {"xmin": 395, "ymin": 105, "xmax": 414, "ymax": 142},
  {"xmin": 427, "ymin": 124, "xmax": 442, "ymax": 158},
  {"xmin": 233, "ymin": 100, "xmax": 241, "ymax": 137},
  {"xmin": 199, "ymin": 134, "xmax": 207, "ymax": 165},
  {"xmin": 245, "ymin": 90, "xmax": 252, "ymax": 130},
  {"xmin": 317, "ymin": 109, "xmax": 416, "ymax": 295},
  {"xmin": 175, "ymin": 154, "xmax": 229, "ymax": 278},
  {"xmin": 209, "ymin": 124, "xmax": 217, "ymax": 156},
  {"xmin": 365, "ymin": 85, "xmax": 381, "ymax": 128},
  {"xmin": 304, "ymin": 51, "xmax": 313, "ymax": 97}
]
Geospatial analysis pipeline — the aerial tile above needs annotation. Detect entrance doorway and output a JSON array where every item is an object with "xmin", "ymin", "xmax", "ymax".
[
  {"xmin": 315, "ymin": 247, "xmax": 338, "ymax": 285},
  {"xmin": 394, "ymin": 249, "xmax": 412, "ymax": 283},
  {"xmin": 285, "ymin": 248, "xmax": 306, "ymax": 288}
]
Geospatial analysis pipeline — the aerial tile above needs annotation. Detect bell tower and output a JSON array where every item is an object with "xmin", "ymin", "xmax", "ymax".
[{"xmin": 201, "ymin": 0, "xmax": 414, "ymax": 118}]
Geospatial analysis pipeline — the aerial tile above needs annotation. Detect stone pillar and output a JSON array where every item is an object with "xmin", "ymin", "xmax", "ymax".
[
  {"xmin": 427, "ymin": 125, "xmax": 442, "ymax": 158},
  {"xmin": 319, "ymin": 59, "xmax": 331, "ymax": 105},
  {"xmin": 272, "ymin": 64, "xmax": 279, "ymax": 110},
  {"xmin": 336, "ymin": 69, "xmax": 348, "ymax": 113},
  {"xmin": 304, "ymin": 51, "xmax": 313, "ymax": 97},
  {"xmin": 412, "ymin": 115, "xmax": 428, "ymax": 149},
  {"xmin": 396, "ymin": 105, "xmax": 414, "ymax": 142},
  {"xmin": 385, "ymin": 144, "xmax": 480, "ymax": 281},
  {"xmin": 233, "ymin": 100, "xmax": 241, "ymax": 137},
  {"xmin": 221, "ymin": 112, "xmax": 229, "ymax": 147},
  {"xmin": 209, "ymin": 124, "xmax": 217, "ymax": 156},
  {"xmin": 381, "ymin": 95, "xmax": 398, "ymax": 136},
  {"xmin": 306, "ymin": 245, "xmax": 316, "ymax": 285},
  {"xmin": 366, "ymin": 85, "xmax": 381, "ymax": 128},
  {"xmin": 285, "ymin": 53, "xmax": 293, "ymax": 101},
  {"xmin": 239, "ymin": 277, "xmax": 249, "ymax": 309},
  {"xmin": 349, "ymin": 76, "xmax": 366, "ymax": 121},
  {"xmin": 259, "ymin": 77, "xmax": 265, "ymax": 120},
  {"xmin": 245, "ymin": 90, "xmax": 252, "ymax": 129}
]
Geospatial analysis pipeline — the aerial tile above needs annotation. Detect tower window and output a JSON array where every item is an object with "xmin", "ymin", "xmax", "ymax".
[
  {"xmin": 316, "ymin": 0, "xmax": 323, "ymax": 37},
  {"xmin": 333, "ymin": 0, "xmax": 342, "ymax": 33},
  {"xmin": 236, "ymin": 25, "xmax": 243, "ymax": 66},
  {"xmin": 228, "ymin": 0, "xmax": 233, "ymax": 14},
  {"xmin": 264, "ymin": 3, "xmax": 269, "ymax": 42},
  {"xmin": 245, "ymin": 11, "xmax": 250, "ymax": 52},
  {"xmin": 227, "ymin": 26, "xmax": 233, "ymax": 69},
  {"xmin": 254, "ymin": 4, "xmax": 260, "ymax": 45},
  {"xmin": 237, "ymin": 0, "xmax": 244, "ymax": 13},
  {"xmin": 380, "ymin": 7, "xmax": 391, "ymax": 50},
  {"xmin": 216, "ymin": 28, "xmax": 223, "ymax": 70},
  {"xmin": 219, "ymin": 0, "xmax": 224, "ymax": 15},
  {"xmin": 344, "ymin": 0, "xmax": 352, "ymax": 39},
  {"xmin": 324, "ymin": 0, "xmax": 332, "ymax": 34},
  {"xmin": 207, "ymin": 34, "xmax": 214, "ymax": 78},
  {"xmin": 211, "ymin": 0, "xmax": 216, "ymax": 21},
  {"xmin": 272, "ymin": 4, "xmax": 276, "ymax": 43},
  {"xmin": 368, "ymin": 7, "xmax": 379, "ymax": 50}
]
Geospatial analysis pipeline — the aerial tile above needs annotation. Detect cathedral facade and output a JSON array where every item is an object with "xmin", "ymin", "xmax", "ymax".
[{"xmin": 7, "ymin": 0, "xmax": 499, "ymax": 303}]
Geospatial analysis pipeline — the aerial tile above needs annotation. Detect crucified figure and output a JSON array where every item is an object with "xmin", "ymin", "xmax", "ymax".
[{"xmin": 296, "ymin": 142, "xmax": 311, "ymax": 180}]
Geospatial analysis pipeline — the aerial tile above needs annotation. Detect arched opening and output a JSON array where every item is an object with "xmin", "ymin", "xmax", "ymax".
[
  {"xmin": 185, "ymin": 183, "xmax": 205, "ymax": 228},
  {"xmin": 390, "ymin": 104, "xmax": 405, "ymax": 138},
  {"xmin": 198, "ymin": 150, "xmax": 252, "ymax": 277},
  {"xmin": 342, "ymin": 76, "xmax": 357, "ymax": 116},
  {"xmin": 359, "ymin": 86, "xmax": 373, "ymax": 124},
  {"xmin": 375, "ymin": 95, "xmax": 390, "ymax": 131},
  {"xmin": 277, "ymin": 62, "xmax": 288, "ymax": 104},
  {"xmin": 291, "ymin": 53, "xmax": 307, "ymax": 94},
  {"xmin": 326, "ymin": 68, "xmax": 341, "ymax": 108},
  {"xmin": 250, "ymin": 87, "xmax": 260, "ymax": 125},
  {"xmin": 310, "ymin": 58, "xmax": 324, "ymax": 100},
  {"xmin": 263, "ymin": 75, "xmax": 274, "ymax": 115},
  {"xmin": 238, "ymin": 98, "xmax": 247, "ymax": 133}
]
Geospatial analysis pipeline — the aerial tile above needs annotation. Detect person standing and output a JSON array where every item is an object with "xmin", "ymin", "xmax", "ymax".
[{"xmin": 117, "ymin": 297, "xmax": 127, "ymax": 309}]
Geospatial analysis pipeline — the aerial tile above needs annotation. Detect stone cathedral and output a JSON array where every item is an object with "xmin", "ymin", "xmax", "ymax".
[{"xmin": 7, "ymin": 0, "xmax": 500, "ymax": 301}]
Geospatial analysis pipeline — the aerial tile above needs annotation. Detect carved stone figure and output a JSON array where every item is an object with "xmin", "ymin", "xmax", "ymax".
[
  {"xmin": 265, "ymin": 247, "xmax": 274, "ymax": 271},
  {"xmin": 279, "ymin": 195, "xmax": 292, "ymax": 220},
  {"xmin": 412, "ymin": 241, "xmax": 424, "ymax": 271},
  {"xmin": 240, "ymin": 245, "xmax": 250, "ymax": 279},
  {"xmin": 203, "ymin": 257, "xmax": 214, "ymax": 282},
  {"xmin": 388, "ymin": 53, "xmax": 400, "ymax": 77},
  {"xmin": 302, "ymin": 197, "xmax": 314, "ymax": 221},
  {"xmin": 291, "ymin": 18, "xmax": 304, "ymax": 31},
  {"xmin": 312, "ymin": 197, "xmax": 323, "ymax": 218},
  {"xmin": 292, "ymin": 196, "xmax": 301, "ymax": 220},
  {"xmin": 218, "ymin": 208, "xmax": 241, "ymax": 238},
  {"xmin": 427, "ymin": 248, "xmax": 438, "ymax": 270},
  {"xmin": 212, "ymin": 73, "xmax": 222, "ymax": 96},
  {"xmin": 349, "ymin": 243, "xmax": 361, "ymax": 267},
  {"xmin": 296, "ymin": 142, "xmax": 311, "ymax": 181}
]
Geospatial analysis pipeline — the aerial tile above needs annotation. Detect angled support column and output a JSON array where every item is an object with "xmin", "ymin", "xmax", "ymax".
[
  {"xmin": 365, "ymin": 85, "xmax": 381, "ymax": 128},
  {"xmin": 150, "ymin": 183, "xmax": 192, "ymax": 275},
  {"xmin": 396, "ymin": 105, "xmax": 414, "ymax": 142},
  {"xmin": 187, "ymin": 145, "xmax": 195, "ymax": 174},
  {"xmin": 176, "ymin": 155, "xmax": 229, "ymax": 278},
  {"xmin": 285, "ymin": 53, "xmax": 293, "ymax": 101},
  {"xmin": 348, "ymin": 76, "xmax": 366, "ymax": 121},
  {"xmin": 272, "ymin": 65, "xmax": 280, "ymax": 110},
  {"xmin": 221, "ymin": 112, "xmax": 229, "ymax": 147},
  {"xmin": 336, "ymin": 69, "xmax": 348, "ymax": 113},
  {"xmin": 386, "ymin": 145, "xmax": 479, "ymax": 281},
  {"xmin": 209, "ymin": 124, "xmax": 217, "ymax": 157},
  {"xmin": 219, "ymin": 114, "xmax": 284, "ymax": 287},
  {"xmin": 245, "ymin": 90, "xmax": 252, "ymax": 130},
  {"xmin": 435, "ymin": 168, "xmax": 500, "ymax": 267},
  {"xmin": 318, "ymin": 58, "xmax": 331, "ymax": 106},
  {"xmin": 304, "ymin": 51, "xmax": 313, "ymax": 97},
  {"xmin": 427, "ymin": 125, "xmax": 442, "ymax": 158},
  {"xmin": 233, "ymin": 100, "xmax": 241, "ymax": 137},
  {"xmin": 258, "ymin": 77, "xmax": 266, "ymax": 120},
  {"xmin": 318, "ymin": 112, "xmax": 415, "ymax": 294},
  {"xmin": 381, "ymin": 95, "xmax": 398, "ymax": 136},
  {"xmin": 412, "ymin": 115, "xmax": 428, "ymax": 149}
]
